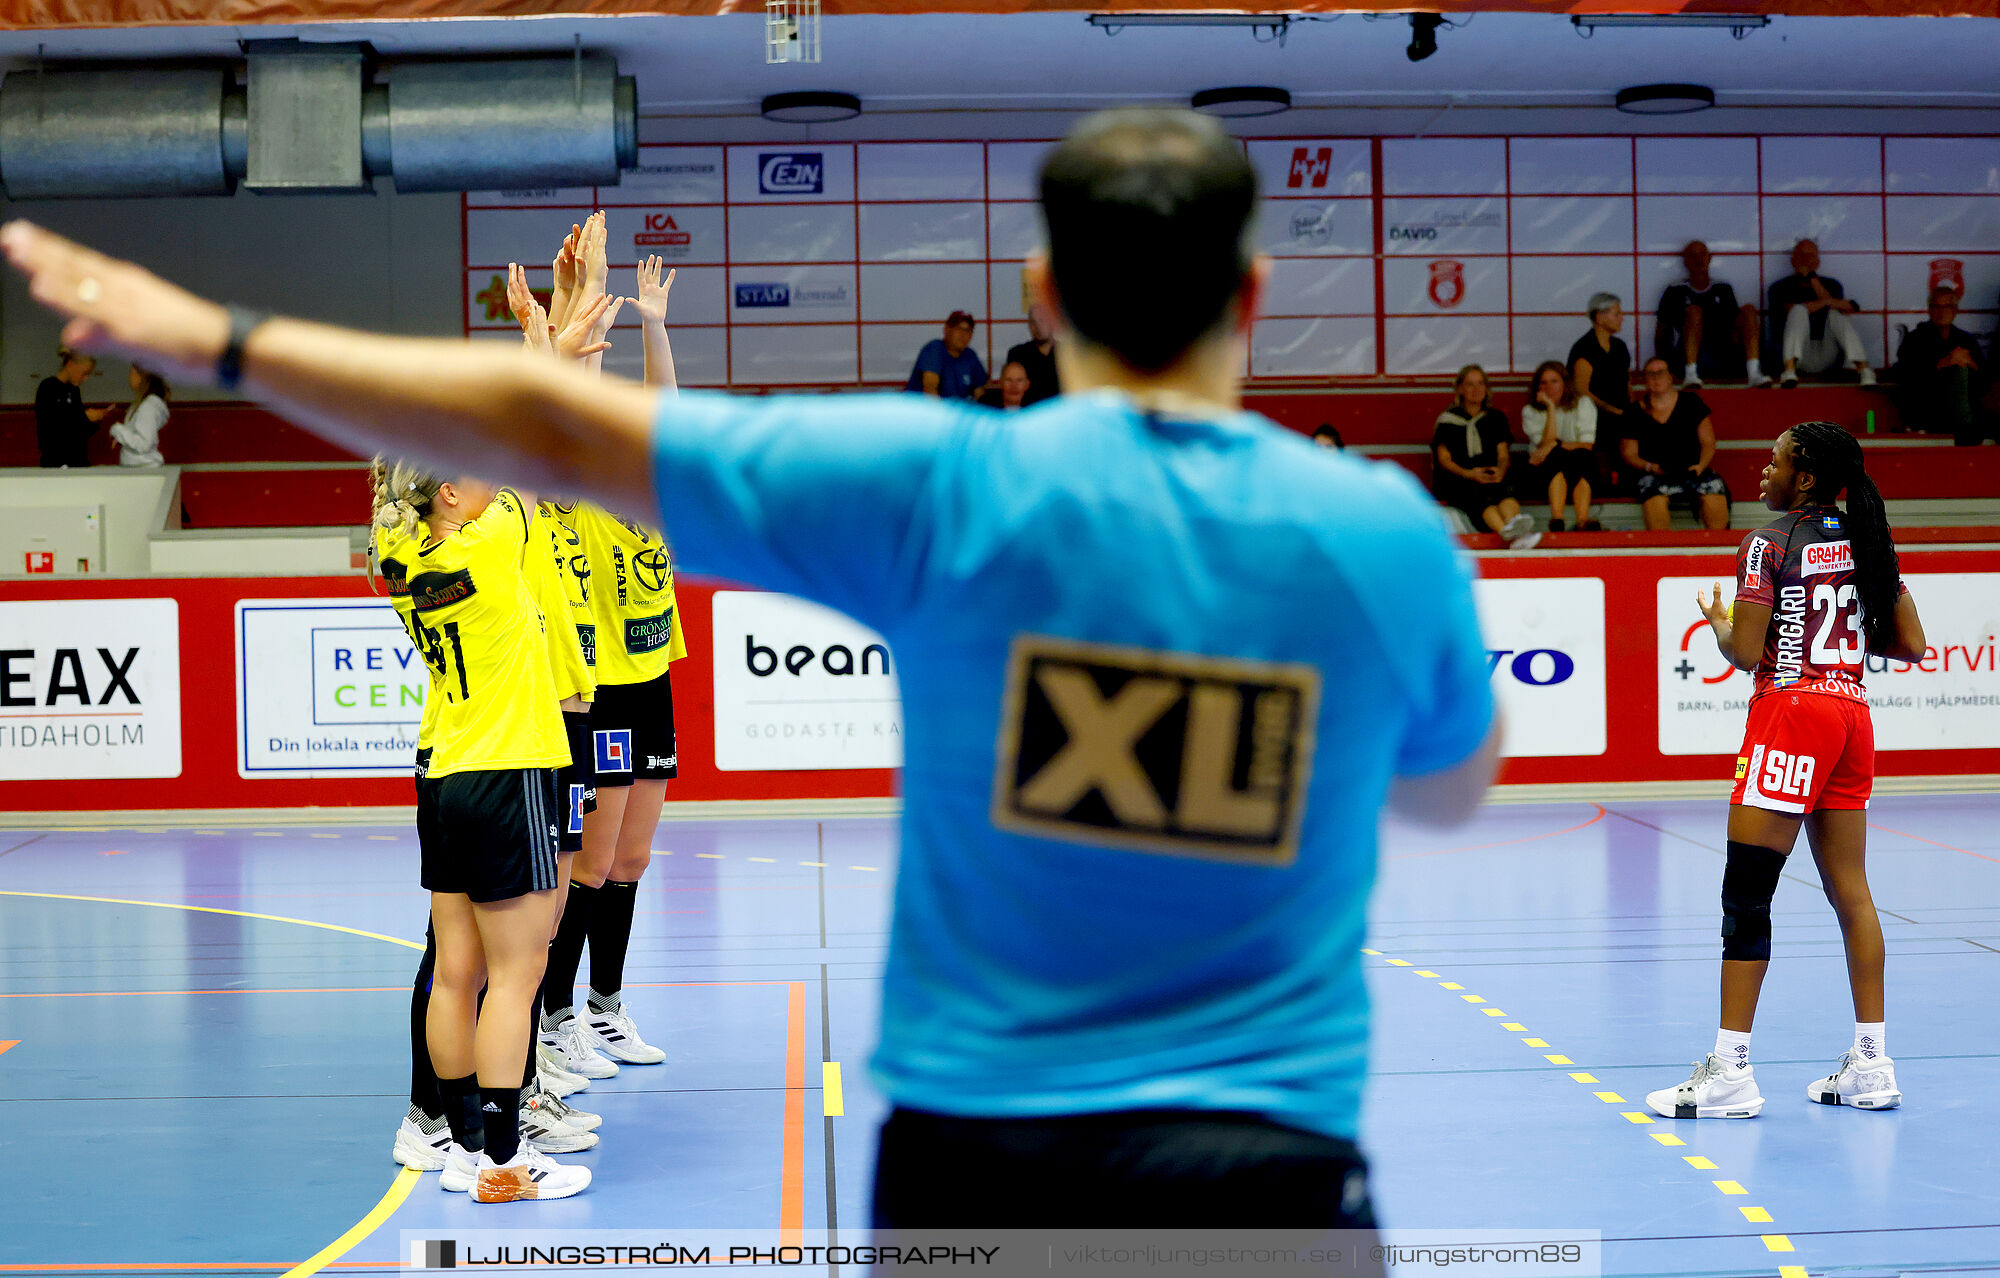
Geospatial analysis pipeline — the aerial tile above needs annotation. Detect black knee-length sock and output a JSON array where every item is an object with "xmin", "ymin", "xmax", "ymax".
[
  {"xmin": 542, "ymin": 883, "xmax": 595, "ymax": 1024},
  {"xmin": 408, "ymin": 926, "xmax": 442, "ymax": 1119},
  {"xmin": 588, "ymin": 878, "xmax": 640, "ymax": 1002}
]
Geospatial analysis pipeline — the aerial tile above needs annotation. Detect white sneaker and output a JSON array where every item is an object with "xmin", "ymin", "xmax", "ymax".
[
  {"xmin": 1808, "ymin": 1051, "xmax": 1901, "ymax": 1110},
  {"xmin": 438, "ymin": 1141, "xmax": 478, "ymax": 1192},
  {"xmin": 1857, "ymin": 366, "xmax": 1878, "ymax": 387},
  {"xmin": 1646, "ymin": 1053, "xmax": 1765, "ymax": 1119},
  {"xmin": 534, "ymin": 1087, "xmax": 602, "ymax": 1133},
  {"xmin": 521, "ymin": 1089, "xmax": 599, "ymax": 1153},
  {"xmin": 1780, "ymin": 371, "xmax": 1799, "ymax": 388},
  {"xmin": 1498, "ymin": 512, "xmax": 1533, "ymax": 541},
  {"xmin": 584, "ymin": 1006, "xmax": 667, "ymax": 1065},
  {"xmin": 536, "ymin": 1042, "xmax": 591, "ymax": 1097},
  {"xmin": 1746, "ymin": 370, "xmax": 1773, "ymax": 389},
  {"xmin": 1682, "ymin": 369, "xmax": 1702, "ymax": 389},
  {"xmin": 1508, "ymin": 530, "xmax": 1543, "ymax": 551},
  {"xmin": 473, "ymin": 1146, "xmax": 592, "ymax": 1203},
  {"xmin": 550, "ymin": 1017, "xmax": 619, "ymax": 1079},
  {"xmin": 392, "ymin": 1116, "xmax": 452, "ymax": 1171}
]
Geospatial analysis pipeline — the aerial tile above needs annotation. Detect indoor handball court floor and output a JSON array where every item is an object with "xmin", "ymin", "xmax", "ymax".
[{"xmin": 4, "ymin": 796, "xmax": 1996, "ymax": 1277}]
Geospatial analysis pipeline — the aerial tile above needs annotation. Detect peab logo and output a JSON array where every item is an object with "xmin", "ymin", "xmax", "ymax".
[
  {"xmin": 759, "ymin": 152, "xmax": 823, "ymax": 194},
  {"xmin": 736, "ymin": 282, "xmax": 790, "ymax": 308}
]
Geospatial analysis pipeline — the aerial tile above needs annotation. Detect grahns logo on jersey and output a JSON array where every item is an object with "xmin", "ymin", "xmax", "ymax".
[{"xmin": 1802, "ymin": 540, "xmax": 1854, "ymax": 576}]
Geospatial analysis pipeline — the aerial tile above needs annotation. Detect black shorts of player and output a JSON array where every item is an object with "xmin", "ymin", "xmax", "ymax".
[
  {"xmin": 589, "ymin": 669, "xmax": 677, "ymax": 787},
  {"xmin": 418, "ymin": 767, "xmax": 562, "ymax": 903},
  {"xmin": 413, "ymin": 746, "xmax": 440, "ymax": 846},
  {"xmin": 870, "ymin": 1107, "xmax": 1380, "ymax": 1235},
  {"xmin": 555, "ymin": 710, "xmax": 597, "ymax": 855}
]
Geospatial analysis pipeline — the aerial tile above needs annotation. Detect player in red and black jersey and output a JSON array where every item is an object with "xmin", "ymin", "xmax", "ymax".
[{"xmin": 1649, "ymin": 421, "xmax": 1926, "ymax": 1121}]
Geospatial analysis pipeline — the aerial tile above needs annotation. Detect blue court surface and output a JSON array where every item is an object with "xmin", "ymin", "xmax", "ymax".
[{"xmin": 3, "ymin": 796, "xmax": 1996, "ymax": 1277}]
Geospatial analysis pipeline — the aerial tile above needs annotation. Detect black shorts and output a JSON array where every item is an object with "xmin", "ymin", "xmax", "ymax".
[
  {"xmin": 590, "ymin": 669, "xmax": 677, "ymax": 786},
  {"xmin": 1635, "ymin": 467, "xmax": 1729, "ymax": 504},
  {"xmin": 418, "ymin": 767, "xmax": 562, "ymax": 903},
  {"xmin": 870, "ymin": 1107, "xmax": 1379, "ymax": 1233},
  {"xmin": 556, "ymin": 710, "xmax": 597, "ymax": 854},
  {"xmin": 1543, "ymin": 445, "xmax": 1601, "ymax": 487},
  {"xmin": 1434, "ymin": 476, "xmax": 1512, "ymax": 522}
]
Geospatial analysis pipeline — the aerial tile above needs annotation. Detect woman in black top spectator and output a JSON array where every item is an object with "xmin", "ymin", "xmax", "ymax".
[
  {"xmin": 35, "ymin": 347, "xmax": 107, "ymax": 467},
  {"xmin": 1431, "ymin": 364, "xmax": 1538, "ymax": 547},
  {"xmin": 1622, "ymin": 357, "xmax": 1729, "ymax": 530},
  {"xmin": 1568, "ymin": 293, "xmax": 1632, "ymax": 479}
]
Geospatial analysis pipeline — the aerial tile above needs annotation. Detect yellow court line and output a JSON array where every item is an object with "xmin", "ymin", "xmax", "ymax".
[
  {"xmin": 0, "ymin": 891, "xmax": 423, "ymax": 951},
  {"xmin": 1386, "ymin": 959, "xmax": 1412, "ymax": 967},
  {"xmin": 1568, "ymin": 1072, "xmax": 1598, "ymax": 1085},
  {"xmin": 696, "ymin": 853, "xmax": 725, "ymax": 860},
  {"xmin": 1780, "ymin": 1268, "xmax": 1810, "ymax": 1278},
  {"xmin": 1762, "ymin": 1236, "xmax": 1796, "ymax": 1253},
  {"xmin": 279, "ymin": 1168, "xmax": 420, "ymax": 1278},
  {"xmin": 1593, "ymin": 1091, "xmax": 1625, "ymax": 1103},
  {"xmin": 1621, "ymin": 1112, "xmax": 1654, "ymax": 1125},
  {"xmin": 1742, "ymin": 1206, "xmax": 1774, "ymax": 1224},
  {"xmin": 1523, "ymin": 1038, "xmax": 1549, "ymax": 1047},
  {"xmin": 1684, "ymin": 1156, "xmax": 1718, "ymax": 1170},
  {"xmin": 1502, "ymin": 1022, "xmax": 1528, "ymax": 1031},
  {"xmin": 749, "ymin": 857, "xmax": 776, "ymax": 863},
  {"xmin": 1359, "ymin": 948, "xmax": 1382, "ymax": 956},
  {"xmin": 1414, "ymin": 970, "xmax": 1440, "ymax": 978},
  {"xmin": 1715, "ymin": 1180, "xmax": 1748, "ymax": 1195},
  {"xmin": 1544, "ymin": 1054, "xmax": 1573, "ymax": 1065},
  {"xmin": 1651, "ymin": 1132, "xmax": 1686, "ymax": 1146},
  {"xmin": 1460, "ymin": 995, "xmax": 1486, "ymax": 1004},
  {"xmin": 823, "ymin": 1061, "xmax": 844, "ymax": 1117},
  {"xmin": 1480, "ymin": 1009, "xmax": 1507, "ymax": 1017},
  {"xmin": 1437, "ymin": 981, "xmax": 1462, "ymax": 989}
]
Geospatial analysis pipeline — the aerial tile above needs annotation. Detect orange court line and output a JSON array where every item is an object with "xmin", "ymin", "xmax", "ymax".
[
  {"xmin": 0, "ymin": 1264, "xmax": 379, "ymax": 1272},
  {"xmin": 1868, "ymin": 820, "xmax": 2000, "ymax": 865},
  {"xmin": 1392, "ymin": 804, "xmax": 1607, "ymax": 860},
  {"xmin": 781, "ymin": 980, "xmax": 807, "ymax": 1249},
  {"xmin": 0, "ymin": 1040, "xmax": 17, "ymax": 1057},
  {"xmin": 2, "ymin": 978, "xmax": 813, "ymax": 1001}
]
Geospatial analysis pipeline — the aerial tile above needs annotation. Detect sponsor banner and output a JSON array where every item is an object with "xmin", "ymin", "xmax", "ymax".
[
  {"xmin": 1246, "ymin": 139, "xmax": 1372, "ymax": 197},
  {"xmin": 711, "ymin": 591, "xmax": 902, "ymax": 771},
  {"xmin": 725, "ymin": 144, "xmax": 855, "ymax": 204},
  {"xmin": 617, "ymin": 146, "xmax": 726, "ymax": 204},
  {"xmin": 1657, "ymin": 573, "xmax": 2000, "ymax": 754},
  {"xmin": 1474, "ymin": 577, "xmax": 1607, "ymax": 758},
  {"xmin": 727, "ymin": 266, "xmax": 857, "ymax": 324},
  {"xmin": 0, "ymin": 598, "xmax": 181, "ymax": 780},
  {"xmin": 237, "ymin": 599, "xmax": 425, "ymax": 778}
]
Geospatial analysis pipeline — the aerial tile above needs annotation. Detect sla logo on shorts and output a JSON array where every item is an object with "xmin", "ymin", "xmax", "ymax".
[
  {"xmin": 991, "ymin": 636, "xmax": 1319, "ymax": 865},
  {"xmin": 595, "ymin": 728, "xmax": 633, "ymax": 774},
  {"xmin": 566, "ymin": 783, "xmax": 588, "ymax": 835}
]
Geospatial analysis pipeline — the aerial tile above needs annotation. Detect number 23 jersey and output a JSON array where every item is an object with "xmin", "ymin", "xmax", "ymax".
[
  {"xmin": 378, "ymin": 489, "xmax": 568, "ymax": 778},
  {"xmin": 1735, "ymin": 505, "xmax": 1904, "ymax": 705}
]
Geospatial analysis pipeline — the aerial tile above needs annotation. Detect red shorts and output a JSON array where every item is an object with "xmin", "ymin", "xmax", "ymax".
[{"xmin": 1728, "ymin": 691, "xmax": 1875, "ymax": 814}]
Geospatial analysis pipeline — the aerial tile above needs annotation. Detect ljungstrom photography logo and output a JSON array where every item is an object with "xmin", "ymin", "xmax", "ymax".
[{"xmin": 411, "ymin": 1239, "xmax": 456, "ymax": 1269}]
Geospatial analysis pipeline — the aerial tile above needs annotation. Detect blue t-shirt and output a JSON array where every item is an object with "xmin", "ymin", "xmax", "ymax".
[
  {"xmin": 904, "ymin": 339, "xmax": 988, "ymax": 399},
  {"xmin": 652, "ymin": 389, "xmax": 1492, "ymax": 1140}
]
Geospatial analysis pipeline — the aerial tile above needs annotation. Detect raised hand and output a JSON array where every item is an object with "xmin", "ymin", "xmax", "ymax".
[
  {"xmin": 579, "ymin": 211, "xmax": 610, "ymax": 307},
  {"xmin": 549, "ymin": 225, "xmax": 581, "ymax": 333},
  {"xmin": 507, "ymin": 263, "xmax": 553, "ymax": 357},
  {"xmin": 1696, "ymin": 582, "xmax": 1732, "ymax": 628},
  {"xmin": 554, "ymin": 292, "xmax": 613, "ymax": 363},
  {"xmin": 630, "ymin": 255, "xmax": 675, "ymax": 327}
]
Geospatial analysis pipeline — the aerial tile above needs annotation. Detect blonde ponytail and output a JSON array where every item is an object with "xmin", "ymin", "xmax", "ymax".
[{"xmin": 366, "ymin": 456, "xmax": 442, "ymax": 590}]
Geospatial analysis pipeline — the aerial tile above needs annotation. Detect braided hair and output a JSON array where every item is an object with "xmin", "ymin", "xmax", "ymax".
[{"xmin": 1789, "ymin": 420, "xmax": 1900, "ymax": 651}]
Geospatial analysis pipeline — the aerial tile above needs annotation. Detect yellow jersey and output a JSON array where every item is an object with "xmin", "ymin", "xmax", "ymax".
[
  {"xmin": 377, "ymin": 488, "xmax": 568, "ymax": 778},
  {"xmin": 558, "ymin": 501, "xmax": 686, "ymax": 686},
  {"xmin": 529, "ymin": 504, "xmax": 596, "ymax": 704},
  {"xmin": 374, "ymin": 523, "xmax": 442, "ymax": 754}
]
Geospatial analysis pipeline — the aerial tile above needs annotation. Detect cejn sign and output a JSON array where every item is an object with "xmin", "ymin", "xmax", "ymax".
[{"xmin": 0, "ymin": 598, "xmax": 182, "ymax": 780}]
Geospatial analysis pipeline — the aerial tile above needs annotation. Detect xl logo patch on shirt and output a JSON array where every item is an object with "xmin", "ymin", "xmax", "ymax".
[{"xmin": 991, "ymin": 636, "xmax": 1319, "ymax": 865}]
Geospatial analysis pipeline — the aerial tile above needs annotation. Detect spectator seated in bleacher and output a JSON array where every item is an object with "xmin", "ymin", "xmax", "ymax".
[
  {"xmin": 1004, "ymin": 305, "xmax": 1062, "ymax": 405},
  {"xmin": 1892, "ymin": 286, "xmax": 1993, "ymax": 445},
  {"xmin": 1431, "ymin": 364, "xmax": 1539, "ymax": 548},
  {"xmin": 905, "ymin": 309, "xmax": 988, "ymax": 400},
  {"xmin": 109, "ymin": 365, "xmax": 170, "ymax": 467},
  {"xmin": 975, "ymin": 361, "xmax": 1032, "ymax": 412},
  {"xmin": 1310, "ymin": 423, "xmax": 1344, "ymax": 450},
  {"xmin": 1656, "ymin": 240, "xmax": 1769, "ymax": 389},
  {"xmin": 1522, "ymin": 360, "xmax": 1601, "ymax": 532},
  {"xmin": 1568, "ymin": 292, "xmax": 1634, "ymax": 483},
  {"xmin": 1623, "ymin": 357, "xmax": 1729, "ymax": 531},
  {"xmin": 1770, "ymin": 239, "xmax": 1876, "ymax": 388}
]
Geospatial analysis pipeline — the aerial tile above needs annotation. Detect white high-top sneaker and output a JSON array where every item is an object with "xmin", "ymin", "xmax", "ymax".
[
  {"xmin": 1807, "ymin": 1051, "xmax": 1901, "ymax": 1110},
  {"xmin": 1646, "ymin": 1052, "xmax": 1765, "ymax": 1119}
]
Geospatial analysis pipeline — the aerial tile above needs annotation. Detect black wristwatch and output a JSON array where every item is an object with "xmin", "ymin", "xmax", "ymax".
[{"xmin": 214, "ymin": 304, "xmax": 269, "ymax": 392}]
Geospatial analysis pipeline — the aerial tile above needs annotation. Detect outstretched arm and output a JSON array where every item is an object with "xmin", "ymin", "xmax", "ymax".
[
  {"xmin": 629, "ymin": 254, "xmax": 679, "ymax": 393},
  {"xmin": 3, "ymin": 219, "xmax": 658, "ymax": 514}
]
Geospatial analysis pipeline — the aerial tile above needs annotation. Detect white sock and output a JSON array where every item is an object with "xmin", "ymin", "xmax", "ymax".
[
  {"xmin": 1853, "ymin": 1022, "xmax": 1886, "ymax": 1062},
  {"xmin": 1746, "ymin": 358, "xmax": 1762, "ymax": 379},
  {"xmin": 1715, "ymin": 1028, "xmax": 1752, "ymax": 1072},
  {"xmin": 1683, "ymin": 364, "xmax": 1698, "ymax": 382}
]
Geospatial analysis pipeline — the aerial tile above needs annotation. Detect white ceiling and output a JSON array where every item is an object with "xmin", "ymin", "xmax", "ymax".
[{"xmin": 0, "ymin": 12, "xmax": 1996, "ymax": 114}]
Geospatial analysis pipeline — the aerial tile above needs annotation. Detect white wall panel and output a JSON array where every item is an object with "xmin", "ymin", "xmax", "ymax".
[
  {"xmin": 986, "ymin": 141, "xmax": 1054, "ymax": 201},
  {"xmin": 1885, "ymin": 195, "xmax": 2000, "ymax": 252},
  {"xmin": 988, "ymin": 263, "xmax": 1033, "ymax": 321},
  {"xmin": 466, "ymin": 186, "xmax": 595, "ymax": 208},
  {"xmin": 857, "ymin": 143, "xmax": 984, "ymax": 201},
  {"xmin": 1761, "ymin": 196, "xmax": 1883, "ymax": 252},
  {"xmin": 1381, "ymin": 198, "xmax": 1508, "ymax": 255},
  {"xmin": 1382, "ymin": 138, "xmax": 1506, "ymax": 195},
  {"xmin": 859, "ymin": 203, "xmax": 984, "ymax": 261},
  {"xmin": 1256, "ymin": 199, "xmax": 1373, "ymax": 256},
  {"xmin": 1634, "ymin": 195, "xmax": 1760, "ymax": 254},
  {"xmin": 601, "ymin": 326, "xmax": 727, "ymax": 386},
  {"xmin": 1385, "ymin": 316, "xmax": 1511, "ymax": 375},
  {"xmin": 1635, "ymin": 137, "xmax": 1758, "ymax": 194},
  {"xmin": 1266, "ymin": 257, "xmax": 1378, "ymax": 317},
  {"xmin": 1510, "ymin": 138, "xmax": 1632, "ymax": 195},
  {"xmin": 728, "ymin": 204, "xmax": 856, "ymax": 263},
  {"xmin": 1510, "ymin": 256, "xmax": 1635, "ymax": 316},
  {"xmin": 616, "ymin": 147, "xmax": 726, "ymax": 204},
  {"xmin": 1511, "ymin": 197, "xmax": 1634, "ymax": 254},
  {"xmin": 1761, "ymin": 136, "xmax": 1881, "ymax": 194},
  {"xmin": 1382, "ymin": 257, "xmax": 1507, "ymax": 316},
  {"xmin": 730, "ymin": 326, "xmax": 857, "ymax": 384},
  {"xmin": 986, "ymin": 202, "xmax": 1042, "ymax": 260},
  {"xmin": 1886, "ymin": 138, "xmax": 2000, "ymax": 194},
  {"xmin": 860, "ymin": 262, "xmax": 988, "ymax": 323},
  {"xmin": 862, "ymin": 324, "xmax": 950, "ymax": 384},
  {"xmin": 620, "ymin": 206, "xmax": 728, "ymax": 266},
  {"xmin": 1251, "ymin": 318, "xmax": 1375, "ymax": 377}
]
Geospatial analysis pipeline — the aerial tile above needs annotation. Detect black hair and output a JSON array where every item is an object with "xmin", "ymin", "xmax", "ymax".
[
  {"xmin": 1311, "ymin": 423, "xmax": 1345, "ymax": 448},
  {"xmin": 1789, "ymin": 420, "xmax": 1901, "ymax": 651},
  {"xmin": 1039, "ymin": 108, "xmax": 1257, "ymax": 373}
]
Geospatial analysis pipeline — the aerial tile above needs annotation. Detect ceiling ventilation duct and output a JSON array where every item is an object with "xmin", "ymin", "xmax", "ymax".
[{"xmin": 0, "ymin": 48, "xmax": 637, "ymax": 199}]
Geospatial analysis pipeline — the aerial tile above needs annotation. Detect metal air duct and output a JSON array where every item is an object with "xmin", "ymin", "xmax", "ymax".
[
  {"xmin": 379, "ymin": 57, "xmax": 637, "ymax": 193},
  {"xmin": 0, "ymin": 68, "xmax": 239, "ymax": 198}
]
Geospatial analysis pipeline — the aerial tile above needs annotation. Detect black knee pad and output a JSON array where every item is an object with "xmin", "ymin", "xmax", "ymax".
[{"xmin": 1721, "ymin": 840, "xmax": 1787, "ymax": 961}]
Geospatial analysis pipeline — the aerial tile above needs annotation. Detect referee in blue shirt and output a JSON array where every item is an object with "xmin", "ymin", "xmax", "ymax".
[{"xmin": 7, "ymin": 107, "xmax": 1500, "ymax": 1232}]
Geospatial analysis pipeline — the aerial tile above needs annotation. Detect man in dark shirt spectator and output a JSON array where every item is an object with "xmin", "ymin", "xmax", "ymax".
[
  {"xmin": 905, "ymin": 310, "xmax": 987, "ymax": 399},
  {"xmin": 1622, "ymin": 357, "xmax": 1728, "ymax": 530},
  {"xmin": 1893, "ymin": 286, "xmax": 1992, "ymax": 444},
  {"xmin": 1004, "ymin": 304, "xmax": 1061, "ymax": 405},
  {"xmin": 35, "ymin": 347, "xmax": 107, "ymax": 468},
  {"xmin": 1568, "ymin": 292, "xmax": 1632, "ymax": 485},
  {"xmin": 1656, "ymin": 240, "xmax": 1768, "ymax": 389},
  {"xmin": 1769, "ymin": 239, "xmax": 1875, "ymax": 387}
]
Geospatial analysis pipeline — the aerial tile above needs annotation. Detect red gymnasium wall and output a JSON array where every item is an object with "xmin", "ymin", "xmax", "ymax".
[{"xmin": 1, "ymin": 552, "xmax": 1996, "ymax": 814}]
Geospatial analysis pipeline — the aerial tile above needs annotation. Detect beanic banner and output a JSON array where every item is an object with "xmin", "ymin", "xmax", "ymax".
[
  {"xmin": 0, "ymin": 598, "xmax": 181, "ymax": 780},
  {"xmin": 710, "ymin": 591, "xmax": 903, "ymax": 771},
  {"xmin": 1655, "ymin": 573, "xmax": 2000, "ymax": 755},
  {"xmin": 236, "ymin": 598, "xmax": 426, "ymax": 778}
]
